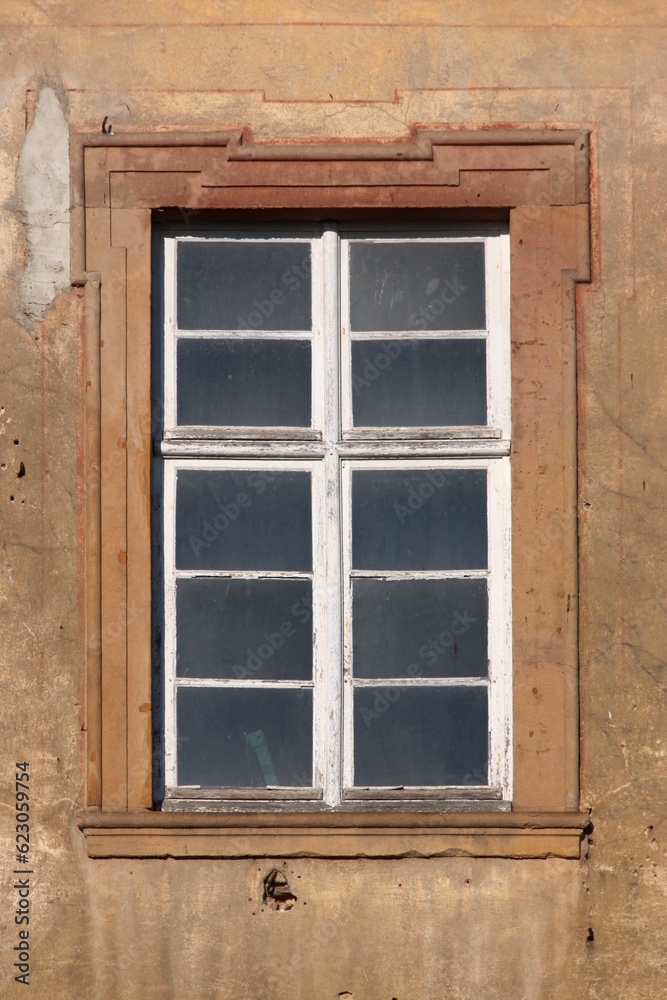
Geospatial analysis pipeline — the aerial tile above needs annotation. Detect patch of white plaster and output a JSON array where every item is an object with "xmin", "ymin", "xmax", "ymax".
[{"xmin": 15, "ymin": 87, "xmax": 69, "ymax": 325}]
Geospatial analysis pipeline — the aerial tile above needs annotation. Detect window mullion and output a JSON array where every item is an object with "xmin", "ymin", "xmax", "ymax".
[{"xmin": 317, "ymin": 222, "xmax": 343, "ymax": 806}]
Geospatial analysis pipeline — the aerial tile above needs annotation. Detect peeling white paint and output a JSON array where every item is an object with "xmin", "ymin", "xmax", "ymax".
[{"xmin": 16, "ymin": 87, "xmax": 69, "ymax": 325}]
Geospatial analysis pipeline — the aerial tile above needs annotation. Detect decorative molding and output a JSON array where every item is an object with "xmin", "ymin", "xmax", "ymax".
[
  {"xmin": 78, "ymin": 810, "xmax": 590, "ymax": 860},
  {"xmin": 70, "ymin": 127, "xmax": 590, "ymax": 280},
  {"xmin": 75, "ymin": 126, "xmax": 590, "ymax": 835}
]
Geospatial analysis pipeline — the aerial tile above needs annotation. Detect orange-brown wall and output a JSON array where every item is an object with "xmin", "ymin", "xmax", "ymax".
[{"xmin": 1, "ymin": 3, "xmax": 666, "ymax": 997}]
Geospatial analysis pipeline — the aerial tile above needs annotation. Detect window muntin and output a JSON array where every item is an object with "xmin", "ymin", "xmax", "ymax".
[{"xmin": 158, "ymin": 223, "xmax": 511, "ymax": 808}]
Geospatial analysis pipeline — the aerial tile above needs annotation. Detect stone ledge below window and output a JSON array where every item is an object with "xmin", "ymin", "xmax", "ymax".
[{"xmin": 77, "ymin": 810, "xmax": 590, "ymax": 860}]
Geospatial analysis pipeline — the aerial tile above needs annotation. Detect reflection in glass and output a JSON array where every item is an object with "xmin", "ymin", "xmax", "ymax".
[
  {"xmin": 349, "ymin": 241, "xmax": 486, "ymax": 332},
  {"xmin": 177, "ymin": 578, "xmax": 313, "ymax": 679},
  {"xmin": 177, "ymin": 339, "xmax": 311, "ymax": 427},
  {"xmin": 353, "ymin": 578, "xmax": 488, "ymax": 679},
  {"xmin": 177, "ymin": 240, "xmax": 312, "ymax": 331},
  {"xmin": 351, "ymin": 339, "xmax": 486, "ymax": 426},
  {"xmin": 176, "ymin": 469, "xmax": 312, "ymax": 571},
  {"xmin": 177, "ymin": 688, "xmax": 312, "ymax": 787},
  {"xmin": 352, "ymin": 469, "xmax": 487, "ymax": 570},
  {"xmin": 353, "ymin": 686, "xmax": 488, "ymax": 786}
]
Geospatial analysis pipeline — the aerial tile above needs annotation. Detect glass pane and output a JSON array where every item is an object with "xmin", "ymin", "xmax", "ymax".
[
  {"xmin": 177, "ymin": 240, "xmax": 312, "ymax": 331},
  {"xmin": 177, "ymin": 578, "xmax": 312, "ymax": 679},
  {"xmin": 351, "ymin": 339, "xmax": 486, "ymax": 426},
  {"xmin": 177, "ymin": 339, "xmax": 311, "ymax": 427},
  {"xmin": 177, "ymin": 688, "xmax": 312, "ymax": 787},
  {"xmin": 353, "ymin": 579, "xmax": 488, "ymax": 679},
  {"xmin": 353, "ymin": 686, "xmax": 488, "ymax": 786},
  {"xmin": 176, "ymin": 469, "xmax": 312, "ymax": 571},
  {"xmin": 351, "ymin": 469, "xmax": 487, "ymax": 570},
  {"xmin": 349, "ymin": 241, "xmax": 485, "ymax": 332}
]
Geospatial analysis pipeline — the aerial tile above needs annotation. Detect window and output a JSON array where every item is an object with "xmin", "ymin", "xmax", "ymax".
[
  {"xmin": 154, "ymin": 224, "xmax": 512, "ymax": 810},
  {"xmin": 76, "ymin": 132, "xmax": 589, "ymax": 858}
]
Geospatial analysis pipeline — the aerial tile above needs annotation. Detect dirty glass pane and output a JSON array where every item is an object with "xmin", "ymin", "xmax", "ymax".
[
  {"xmin": 353, "ymin": 578, "xmax": 488, "ymax": 679},
  {"xmin": 176, "ymin": 578, "xmax": 313, "ymax": 680},
  {"xmin": 351, "ymin": 469, "xmax": 487, "ymax": 570},
  {"xmin": 177, "ymin": 338, "xmax": 311, "ymax": 427},
  {"xmin": 177, "ymin": 688, "xmax": 312, "ymax": 787},
  {"xmin": 351, "ymin": 339, "xmax": 486, "ymax": 426},
  {"xmin": 353, "ymin": 686, "xmax": 488, "ymax": 786},
  {"xmin": 177, "ymin": 240, "xmax": 312, "ymax": 331},
  {"xmin": 176, "ymin": 469, "xmax": 312, "ymax": 571},
  {"xmin": 349, "ymin": 241, "xmax": 485, "ymax": 332}
]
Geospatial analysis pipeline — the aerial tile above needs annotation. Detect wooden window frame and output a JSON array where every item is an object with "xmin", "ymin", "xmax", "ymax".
[
  {"xmin": 73, "ymin": 128, "xmax": 591, "ymax": 858},
  {"xmin": 157, "ymin": 223, "xmax": 511, "ymax": 810}
]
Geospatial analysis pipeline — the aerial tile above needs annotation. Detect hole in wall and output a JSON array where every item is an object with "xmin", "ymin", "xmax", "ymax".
[{"xmin": 263, "ymin": 869, "xmax": 297, "ymax": 911}]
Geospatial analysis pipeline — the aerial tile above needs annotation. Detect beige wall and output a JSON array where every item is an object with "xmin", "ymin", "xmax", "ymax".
[{"xmin": 1, "ymin": 3, "xmax": 666, "ymax": 997}]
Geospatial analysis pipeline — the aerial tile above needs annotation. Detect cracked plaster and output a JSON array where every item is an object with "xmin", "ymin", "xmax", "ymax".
[{"xmin": 15, "ymin": 87, "xmax": 69, "ymax": 326}]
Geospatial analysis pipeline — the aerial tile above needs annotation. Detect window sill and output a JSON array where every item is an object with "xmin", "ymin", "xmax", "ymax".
[
  {"xmin": 77, "ymin": 809, "xmax": 590, "ymax": 860},
  {"xmin": 162, "ymin": 785, "xmax": 505, "ymax": 808}
]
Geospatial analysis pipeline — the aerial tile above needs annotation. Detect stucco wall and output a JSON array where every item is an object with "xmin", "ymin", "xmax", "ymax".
[{"xmin": 1, "ymin": 3, "xmax": 666, "ymax": 997}]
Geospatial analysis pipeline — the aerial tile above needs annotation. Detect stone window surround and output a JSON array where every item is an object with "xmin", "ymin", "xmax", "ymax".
[{"xmin": 72, "ymin": 127, "xmax": 591, "ymax": 859}]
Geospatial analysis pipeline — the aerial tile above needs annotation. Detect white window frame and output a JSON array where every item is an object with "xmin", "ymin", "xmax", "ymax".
[
  {"xmin": 163, "ymin": 457, "xmax": 329, "ymax": 799},
  {"xmin": 163, "ymin": 229, "xmax": 325, "ymax": 441},
  {"xmin": 339, "ymin": 229, "xmax": 510, "ymax": 442},
  {"xmin": 340, "ymin": 456, "xmax": 512, "ymax": 801},
  {"xmin": 157, "ymin": 222, "xmax": 512, "ymax": 810}
]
